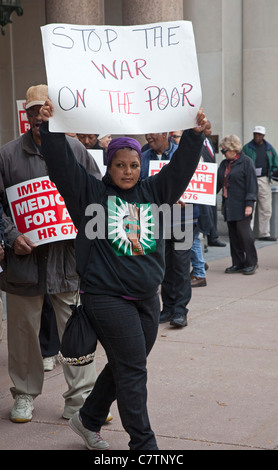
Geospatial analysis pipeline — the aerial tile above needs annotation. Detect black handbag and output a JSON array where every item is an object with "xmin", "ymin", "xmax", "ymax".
[{"xmin": 57, "ymin": 303, "xmax": 97, "ymax": 366}]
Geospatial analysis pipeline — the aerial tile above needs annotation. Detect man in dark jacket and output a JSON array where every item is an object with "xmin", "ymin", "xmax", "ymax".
[
  {"xmin": 202, "ymin": 121, "xmax": 226, "ymax": 248},
  {"xmin": 141, "ymin": 132, "xmax": 192, "ymax": 328},
  {"xmin": 242, "ymin": 126, "xmax": 278, "ymax": 241},
  {"xmin": 0, "ymin": 85, "xmax": 102, "ymax": 423}
]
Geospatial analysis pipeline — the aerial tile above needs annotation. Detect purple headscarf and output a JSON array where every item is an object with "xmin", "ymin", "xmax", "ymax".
[{"xmin": 106, "ymin": 137, "xmax": 142, "ymax": 168}]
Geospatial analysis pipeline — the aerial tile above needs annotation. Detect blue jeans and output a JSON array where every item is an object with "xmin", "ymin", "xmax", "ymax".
[
  {"xmin": 191, "ymin": 231, "xmax": 206, "ymax": 278},
  {"xmin": 79, "ymin": 293, "xmax": 160, "ymax": 450}
]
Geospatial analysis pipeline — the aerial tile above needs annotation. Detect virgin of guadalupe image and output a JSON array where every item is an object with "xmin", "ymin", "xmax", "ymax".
[
  {"xmin": 123, "ymin": 203, "xmax": 144, "ymax": 255},
  {"xmin": 107, "ymin": 196, "xmax": 156, "ymax": 256}
]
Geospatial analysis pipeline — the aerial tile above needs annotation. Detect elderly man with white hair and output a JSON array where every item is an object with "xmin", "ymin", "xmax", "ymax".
[{"xmin": 243, "ymin": 126, "xmax": 278, "ymax": 241}]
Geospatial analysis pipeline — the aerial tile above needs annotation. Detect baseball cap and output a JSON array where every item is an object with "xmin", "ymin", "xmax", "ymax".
[
  {"xmin": 253, "ymin": 125, "xmax": 266, "ymax": 135},
  {"xmin": 25, "ymin": 84, "xmax": 48, "ymax": 110}
]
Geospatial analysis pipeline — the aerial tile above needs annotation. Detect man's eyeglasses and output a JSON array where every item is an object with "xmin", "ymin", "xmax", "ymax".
[{"xmin": 221, "ymin": 148, "xmax": 229, "ymax": 155}]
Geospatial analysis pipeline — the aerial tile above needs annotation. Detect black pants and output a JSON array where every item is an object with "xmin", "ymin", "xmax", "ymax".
[
  {"xmin": 207, "ymin": 204, "xmax": 219, "ymax": 244},
  {"xmin": 161, "ymin": 238, "xmax": 192, "ymax": 318},
  {"xmin": 227, "ymin": 216, "xmax": 258, "ymax": 267},
  {"xmin": 80, "ymin": 293, "xmax": 160, "ymax": 450}
]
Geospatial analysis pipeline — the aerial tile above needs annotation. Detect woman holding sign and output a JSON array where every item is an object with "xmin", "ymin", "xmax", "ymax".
[{"xmin": 39, "ymin": 99, "xmax": 207, "ymax": 451}]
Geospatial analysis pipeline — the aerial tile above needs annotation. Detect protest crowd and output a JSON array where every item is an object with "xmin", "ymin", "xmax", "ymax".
[
  {"xmin": 0, "ymin": 7, "xmax": 278, "ymax": 452},
  {"xmin": 0, "ymin": 81, "xmax": 277, "ymax": 451}
]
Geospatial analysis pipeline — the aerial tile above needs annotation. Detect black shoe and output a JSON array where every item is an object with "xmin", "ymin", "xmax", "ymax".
[
  {"xmin": 258, "ymin": 237, "xmax": 277, "ymax": 242},
  {"xmin": 242, "ymin": 265, "xmax": 258, "ymax": 275},
  {"xmin": 208, "ymin": 240, "xmax": 227, "ymax": 247},
  {"xmin": 225, "ymin": 265, "xmax": 244, "ymax": 274},
  {"xmin": 159, "ymin": 311, "xmax": 173, "ymax": 324},
  {"xmin": 170, "ymin": 314, "xmax": 188, "ymax": 328}
]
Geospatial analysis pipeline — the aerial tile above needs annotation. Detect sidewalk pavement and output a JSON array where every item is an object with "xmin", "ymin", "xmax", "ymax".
[{"xmin": 1, "ymin": 237, "xmax": 278, "ymax": 451}]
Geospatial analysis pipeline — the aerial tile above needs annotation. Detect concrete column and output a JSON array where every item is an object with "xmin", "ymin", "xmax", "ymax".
[
  {"xmin": 183, "ymin": 0, "xmax": 243, "ymax": 152},
  {"xmin": 221, "ymin": 0, "xmax": 243, "ymax": 140},
  {"xmin": 122, "ymin": 0, "xmax": 183, "ymax": 25},
  {"xmin": 242, "ymin": 0, "xmax": 278, "ymax": 149},
  {"xmin": 45, "ymin": 0, "xmax": 104, "ymax": 24}
]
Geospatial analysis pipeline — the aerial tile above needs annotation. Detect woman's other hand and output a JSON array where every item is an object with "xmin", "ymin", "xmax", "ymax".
[{"xmin": 245, "ymin": 206, "xmax": 253, "ymax": 217}]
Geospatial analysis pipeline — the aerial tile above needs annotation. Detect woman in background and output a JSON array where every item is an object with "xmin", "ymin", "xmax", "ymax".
[{"xmin": 218, "ymin": 134, "xmax": 258, "ymax": 275}]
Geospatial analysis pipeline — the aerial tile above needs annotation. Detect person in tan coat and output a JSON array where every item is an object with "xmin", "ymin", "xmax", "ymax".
[{"xmin": 0, "ymin": 85, "xmax": 101, "ymax": 423}]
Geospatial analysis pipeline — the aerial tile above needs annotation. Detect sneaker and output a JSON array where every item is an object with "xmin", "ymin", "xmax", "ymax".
[
  {"xmin": 43, "ymin": 356, "xmax": 56, "ymax": 371},
  {"xmin": 64, "ymin": 409, "xmax": 113, "ymax": 422},
  {"xmin": 62, "ymin": 408, "xmax": 76, "ymax": 420},
  {"xmin": 69, "ymin": 411, "xmax": 110, "ymax": 450},
  {"xmin": 10, "ymin": 394, "xmax": 34, "ymax": 423}
]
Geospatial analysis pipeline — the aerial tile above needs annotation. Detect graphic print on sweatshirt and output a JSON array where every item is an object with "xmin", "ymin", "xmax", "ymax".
[{"xmin": 107, "ymin": 196, "xmax": 156, "ymax": 256}]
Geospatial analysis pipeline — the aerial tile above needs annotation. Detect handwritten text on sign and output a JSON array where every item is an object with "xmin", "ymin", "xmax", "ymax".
[
  {"xmin": 149, "ymin": 161, "xmax": 217, "ymax": 206},
  {"xmin": 41, "ymin": 21, "xmax": 202, "ymax": 135},
  {"xmin": 6, "ymin": 177, "xmax": 77, "ymax": 246}
]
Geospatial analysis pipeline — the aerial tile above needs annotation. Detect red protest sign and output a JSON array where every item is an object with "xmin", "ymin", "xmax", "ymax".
[
  {"xmin": 149, "ymin": 161, "xmax": 217, "ymax": 205},
  {"xmin": 16, "ymin": 100, "xmax": 30, "ymax": 135},
  {"xmin": 6, "ymin": 176, "xmax": 77, "ymax": 245}
]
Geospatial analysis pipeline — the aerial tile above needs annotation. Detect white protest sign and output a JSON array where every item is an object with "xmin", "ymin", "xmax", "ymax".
[
  {"xmin": 149, "ymin": 161, "xmax": 217, "ymax": 205},
  {"xmin": 41, "ymin": 21, "xmax": 202, "ymax": 135},
  {"xmin": 6, "ymin": 176, "xmax": 77, "ymax": 246}
]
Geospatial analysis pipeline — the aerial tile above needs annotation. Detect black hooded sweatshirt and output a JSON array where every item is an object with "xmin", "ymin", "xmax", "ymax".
[{"xmin": 40, "ymin": 122, "xmax": 203, "ymax": 299}]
